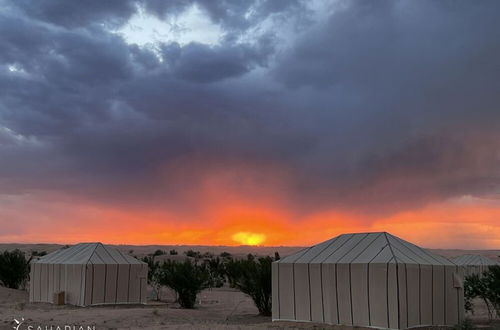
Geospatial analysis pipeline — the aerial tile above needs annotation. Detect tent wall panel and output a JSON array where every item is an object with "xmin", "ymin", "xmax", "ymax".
[
  {"xmin": 420, "ymin": 264, "xmax": 433, "ymax": 325},
  {"xmin": 387, "ymin": 263, "xmax": 399, "ymax": 329},
  {"xmin": 321, "ymin": 263, "xmax": 338, "ymax": 324},
  {"xmin": 116, "ymin": 264, "xmax": 130, "ymax": 302},
  {"xmin": 30, "ymin": 264, "xmax": 38, "ymax": 301},
  {"xmin": 40, "ymin": 263, "xmax": 48, "ymax": 302},
  {"xmin": 65, "ymin": 264, "xmax": 82, "ymax": 305},
  {"xmin": 369, "ymin": 263, "xmax": 388, "ymax": 328},
  {"xmin": 309, "ymin": 263, "xmax": 324, "ymax": 322},
  {"xmin": 293, "ymin": 263, "xmax": 311, "ymax": 321},
  {"xmin": 397, "ymin": 263, "xmax": 408, "ymax": 329},
  {"xmin": 457, "ymin": 267, "xmax": 465, "ymax": 323},
  {"xmin": 104, "ymin": 264, "xmax": 118, "ymax": 303},
  {"xmin": 84, "ymin": 264, "xmax": 93, "ymax": 306},
  {"xmin": 128, "ymin": 264, "xmax": 142, "ymax": 303},
  {"xmin": 278, "ymin": 263, "xmax": 295, "ymax": 320},
  {"xmin": 350, "ymin": 263, "xmax": 369, "ymax": 326},
  {"xmin": 406, "ymin": 264, "xmax": 420, "ymax": 328},
  {"xmin": 47, "ymin": 264, "xmax": 54, "ymax": 301},
  {"xmin": 60, "ymin": 264, "xmax": 67, "ymax": 297},
  {"xmin": 79, "ymin": 265, "xmax": 86, "ymax": 306},
  {"xmin": 445, "ymin": 266, "xmax": 459, "ymax": 325},
  {"xmin": 272, "ymin": 262, "xmax": 280, "ymax": 319},
  {"xmin": 336, "ymin": 263, "xmax": 352, "ymax": 325},
  {"xmin": 140, "ymin": 264, "xmax": 148, "ymax": 303},
  {"xmin": 92, "ymin": 263, "xmax": 106, "ymax": 304},
  {"xmin": 432, "ymin": 265, "xmax": 445, "ymax": 325},
  {"xmin": 29, "ymin": 266, "xmax": 34, "ymax": 302}
]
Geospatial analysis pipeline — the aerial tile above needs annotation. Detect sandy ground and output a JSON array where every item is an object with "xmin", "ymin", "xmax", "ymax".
[{"xmin": 1, "ymin": 285, "xmax": 499, "ymax": 330}]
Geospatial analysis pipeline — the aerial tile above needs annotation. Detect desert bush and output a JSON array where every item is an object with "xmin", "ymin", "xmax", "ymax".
[
  {"xmin": 204, "ymin": 257, "xmax": 225, "ymax": 289},
  {"xmin": 225, "ymin": 255, "xmax": 273, "ymax": 316},
  {"xmin": 0, "ymin": 249, "xmax": 31, "ymax": 289},
  {"xmin": 464, "ymin": 266, "xmax": 500, "ymax": 319},
  {"xmin": 184, "ymin": 250, "xmax": 202, "ymax": 259},
  {"xmin": 152, "ymin": 249, "xmax": 165, "ymax": 257},
  {"xmin": 482, "ymin": 266, "xmax": 500, "ymax": 318},
  {"xmin": 220, "ymin": 251, "xmax": 232, "ymax": 259},
  {"xmin": 169, "ymin": 249, "xmax": 178, "ymax": 255},
  {"xmin": 141, "ymin": 255, "xmax": 162, "ymax": 300},
  {"xmin": 160, "ymin": 259, "xmax": 210, "ymax": 308}
]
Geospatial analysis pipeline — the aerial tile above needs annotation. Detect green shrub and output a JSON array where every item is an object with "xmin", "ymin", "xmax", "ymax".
[
  {"xmin": 141, "ymin": 256, "xmax": 162, "ymax": 300},
  {"xmin": 225, "ymin": 255, "xmax": 273, "ymax": 316},
  {"xmin": 0, "ymin": 249, "xmax": 31, "ymax": 289},
  {"xmin": 204, "ymin": 257, "xmax": 225, "ymax": 289},
  {"xmin": 152, "ymin": 249, "xmax": 165, "ymax": 257},
  {"xmin": 184, "ymin": 250, "xmax": 202, "ymax": 259},
  {"xmin": 464, "ymin": 265, "xmax": 500, "ymax": 319},
  {"xmin": 160, "ymin": 259, "xmax": 210, "ymax": 308}
]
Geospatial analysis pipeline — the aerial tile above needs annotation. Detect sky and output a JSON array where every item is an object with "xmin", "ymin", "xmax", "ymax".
[{"xmin": 1, "ymin": 0, "xmax": 500, "ymax": 248}]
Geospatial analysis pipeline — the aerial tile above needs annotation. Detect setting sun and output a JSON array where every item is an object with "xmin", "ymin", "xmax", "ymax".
[{"xmin": 232, "ymin": 231, "xmax": 266, "ymax": 246}]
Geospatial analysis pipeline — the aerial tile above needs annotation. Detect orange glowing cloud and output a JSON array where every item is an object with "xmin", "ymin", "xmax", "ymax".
[{"xmin": 1, "ymin": 164, "xmax": 500, "ymax": 249}]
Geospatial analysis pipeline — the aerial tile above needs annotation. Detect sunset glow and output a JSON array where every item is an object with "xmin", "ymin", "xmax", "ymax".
[{"xmin": 232, "ymin": 232, "xmax": 266, "ymax": 246}]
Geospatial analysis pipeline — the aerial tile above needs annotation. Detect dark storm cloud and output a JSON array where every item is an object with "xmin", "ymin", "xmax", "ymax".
[
  {"xmin": 7, "ymin": 0, "xmax": 138, "ymax": 28},
  {"xmin": 1, "ymin": 0, "xmax": 500, "ymax": 215}
]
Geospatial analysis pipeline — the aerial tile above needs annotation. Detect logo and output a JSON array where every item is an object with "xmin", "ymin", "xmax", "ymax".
[
  {"xmin": 13, "ymin": 318, "xmax": 25, "ymax": 330},
  {"xmin": 12, "ymin": 317, "xmax": 95, "ymax": 330}
]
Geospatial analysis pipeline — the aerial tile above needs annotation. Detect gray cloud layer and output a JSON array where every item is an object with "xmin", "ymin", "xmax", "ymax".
[{"xmin": 1, "ymin": 0, "xmax": 500, "ymax": 215}]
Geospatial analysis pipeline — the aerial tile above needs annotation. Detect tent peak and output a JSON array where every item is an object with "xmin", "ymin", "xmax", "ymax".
[{"xmin": 278, "ymin": 231, "xmax": 454, "ymax": 265}]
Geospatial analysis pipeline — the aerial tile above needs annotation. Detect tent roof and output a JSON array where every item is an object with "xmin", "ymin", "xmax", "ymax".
[
  {"xmin": 33, "ymin": 242, "xmax": 145, "ymax": 265},
  {"xmin": 453, "ymin": 254, "xmax": 500, "ymax": 266},
  {"xmin": 277, "ymin": 232, "xmax": 455, "ymax": 265}
]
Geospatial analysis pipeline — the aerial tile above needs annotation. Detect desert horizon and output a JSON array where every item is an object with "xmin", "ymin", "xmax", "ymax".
[{"xmin": 2, "ymin": 242, "xmax": 500, "ymax": 260}]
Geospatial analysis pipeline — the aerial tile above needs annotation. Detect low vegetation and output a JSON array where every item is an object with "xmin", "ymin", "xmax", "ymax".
[
  {"xmin": 464, "ymin": 265, "xmax": 500, "ymax": 319},
  {"xmin": 141, "ymin": 255, "xmax": 163, "ymax": 300},
  {"xmin": 225, "ymin": 255, "xmax": 273, "ymax": 316},
  {"xmin": 160, "ymin": 259, "xmax": 210, "ymax": 308},
  {"xmin": 141, "ymin": 249, "xmax": 277, "ymax": 312},
  {"xmin": 0, "ymin": 249, "xmax": 31, "ymax": 289}
]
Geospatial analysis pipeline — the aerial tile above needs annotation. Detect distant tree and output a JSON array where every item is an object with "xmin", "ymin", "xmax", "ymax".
[
  {"xmin": 31, "ymin": 250, "xmax": 47, "ymax": 257},
  {"xmin": 184, "ymin": 250, "xmax": 202, "ymax": 259},
  {"xmin": 202, "ymin": 252, "xmax": 213, "ymax": 259},
  {"xmin": 225, "ymin": 255, "xmax": 274, "ymax": 316},
  {"xmin": 128, "ymin": 249, "xmax": 134, "ymax": 255},
  {"xmin": 169, "ymin": 249, "xmax": 178, "ymax": 255},
  {"xmin": 159, "ymin": 260, "xmax": 210, "ymax": 308},
  {"xmin": 220, "ymin": 252, "xmax": 232, "ymax": 259},
  {"xmin": 153, "ymin": 249, "xmax": 165, "ymax": 257},
  {"xmin": 0, "ymin": 250, "xmax": 31, "ymax": 289},
  {"xmin": 274, "ymin": 252, "xmax": 280, "ymax": 261}
]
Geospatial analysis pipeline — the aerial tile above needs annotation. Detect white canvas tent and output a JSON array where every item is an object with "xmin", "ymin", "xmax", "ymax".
[
  {"xmin": 29, "ymin": 242, "xmax": 148, "ymax": 306},
  {"xmin": 272, "ymin": 232, "xmax": 464, "ymax": 329},
  {"xmin": 453, "ymin": 254, "xmax": 500, "ymax": 276}
]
